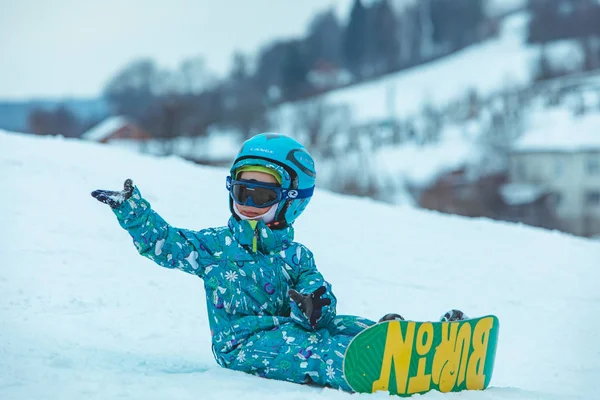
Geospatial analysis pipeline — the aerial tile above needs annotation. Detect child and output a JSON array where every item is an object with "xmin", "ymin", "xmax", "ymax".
[{"xmin": 92, "ymin": 133, "xmax": 465, "ymax": 391}]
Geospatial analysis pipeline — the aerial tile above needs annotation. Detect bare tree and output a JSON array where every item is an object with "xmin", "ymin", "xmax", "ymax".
[{"xmin": 27, "ymin": 106, "xmax": 81, "ymax": 137}]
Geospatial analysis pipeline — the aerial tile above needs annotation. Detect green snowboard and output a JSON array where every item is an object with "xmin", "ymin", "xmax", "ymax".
[{"xmin": 343, "ymin": 315, "xmax": 499, "ymax": 396}]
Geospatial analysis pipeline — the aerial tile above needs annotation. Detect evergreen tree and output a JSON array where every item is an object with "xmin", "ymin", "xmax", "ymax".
[
  {"xmin": 343, "ymin": 0, "xmax": 368, "ymax": 79},
  {"xmin": 368, "ymin": 0, "xmax": 401, "ymax": 74},
  {"xmin": 306, "ymin": 10, "xmax": 343, "ymax": 69},
  {"xmin": 528, "ymin": 0, "xmax": 600, "ymax": 43},
  {"xmin": 527, "ymin": 0, "xmax": 559, "ymax": 44},
  {"xmin": 255, "ymin": 41, "xmax": 290, "ymax": 92},
  {"xmin": 281, "ymin": 41, "xmax": 310, "ymax": 100},
  {"xmin": 430, "ymin": 0, "xmax": 484, "ymax": 50},
  {"xmin": 230, "ymin": 52, "xmax": 249, "ymax": 82},
  {"xmin": 224, "ymin": 53, "xmax": 266, "ymax": 138}
]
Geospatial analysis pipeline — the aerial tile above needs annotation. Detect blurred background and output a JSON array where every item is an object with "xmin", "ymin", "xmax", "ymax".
[{"xmin": 2, "ymin": 0, "xmax": 599, "ymax": 237}]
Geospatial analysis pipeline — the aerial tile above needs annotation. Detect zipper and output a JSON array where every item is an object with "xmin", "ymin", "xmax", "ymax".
[{"xmin": 248, "ymin": 220, "xmax": 258, "ymax": 252}]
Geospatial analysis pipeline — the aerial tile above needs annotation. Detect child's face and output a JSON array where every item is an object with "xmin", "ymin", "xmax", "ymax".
[{"xmin": 236, "ymin": 171, "xmax": 279, "ymax": 218}]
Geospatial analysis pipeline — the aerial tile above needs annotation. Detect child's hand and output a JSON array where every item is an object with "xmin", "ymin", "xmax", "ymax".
[
  {"xmin": 91, "ymin": 179, "xmax": 134, "ymax": 209},
  {"xmin": 288, "ymin": 286, "xmax": 331, "ymax": 328}
]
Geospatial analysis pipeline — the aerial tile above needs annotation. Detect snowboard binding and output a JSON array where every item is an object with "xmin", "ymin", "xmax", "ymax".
[{"xmin": 378, "ymin": 309, "xmax": 468, "ymax": 323}]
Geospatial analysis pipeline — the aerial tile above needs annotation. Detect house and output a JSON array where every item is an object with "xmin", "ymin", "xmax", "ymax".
[
  {"xmin": 508, "ymin": 112, "xmax": 600, "ymax": 237},
  {"xmin": 81, "ymin": 116, "xmax": 151, "ymax": 143},
  {"xmin": 418, "ymin": 169, "xmax": 508, "ymax": 219},
  {"xmin": 416, "ymin": 167, "xmax": 562, "ymax": 231},
  {"xmin": 83, "ymin": 117, "xmax": 239, "ymax": 167},
  {"xmin": 498, "ymin": 183, "xmax": 560, "ymax": 230}
]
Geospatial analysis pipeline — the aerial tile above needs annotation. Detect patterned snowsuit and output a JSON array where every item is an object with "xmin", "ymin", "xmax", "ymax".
[{"xmin": 112, "ymin": 187, "xmax": 376, "ymax": 391}]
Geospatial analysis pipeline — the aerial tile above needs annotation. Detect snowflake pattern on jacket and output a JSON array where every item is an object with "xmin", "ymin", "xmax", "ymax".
[{"xmin": 112, "ymin": 187, "xmax": 376, "ymax": 391}]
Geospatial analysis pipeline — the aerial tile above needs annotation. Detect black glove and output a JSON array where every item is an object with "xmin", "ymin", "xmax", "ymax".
[
  {"xmin": 288, "ymin": 286, "xmax": 331, "ymax": 328},
  {"xmin": 91, "ymin": 179, "xmax": 134, "ymax": 209}
]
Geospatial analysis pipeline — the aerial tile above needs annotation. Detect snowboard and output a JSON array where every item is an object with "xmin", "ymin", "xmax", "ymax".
[{"xmin": 343, "ymin": 315, "xmax": 499, "ymax": 397}]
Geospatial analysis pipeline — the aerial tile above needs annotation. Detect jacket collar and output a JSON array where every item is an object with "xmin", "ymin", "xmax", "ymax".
[{"xmin": 227, "ymin": 216, "xmax": 294, "ymax": 254}]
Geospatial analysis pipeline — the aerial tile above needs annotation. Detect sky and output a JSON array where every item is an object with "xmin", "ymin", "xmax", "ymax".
[{"xmin": 0, "ymin": 0, "xmax": 352, "ymax": 100}]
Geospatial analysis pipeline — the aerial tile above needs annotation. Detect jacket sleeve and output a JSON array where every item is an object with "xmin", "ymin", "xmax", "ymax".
[
  {"xmin": 289, "ymin": 245, "xmax": 337, "ymax": 330},
  {"xmin": 111, "ymin": 187, "xmax": 221, "ymax": 278}
]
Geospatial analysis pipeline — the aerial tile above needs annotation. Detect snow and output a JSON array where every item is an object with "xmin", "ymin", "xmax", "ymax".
[
  {"xmin": 277, "ymin": 13, "xmax": 537, "ymax": 126},
  {"xmin": 316, "ymin": 125, "xmax": 481, "ymax": 205},
  {"xmin": 268, "ymin": 11, "xmax": 541, "ymax": 197},
  {"xmin": 544, "ymin": 40, "xmax": 586, "ymax": 74},
  {"xmin": 486, "ymin": 0, "xmax": 527, "ymax": 17},
  {"xmin": 377, "ymin": 126, "xmax": 480, "ymax": 187},
  {"xmin": 313, "ymin": 121, "xmax": 484, "ymax": 205},
  {"xmin": 110, "ymin": 130, "xmax": 241, "ymax": 164},
  {"xmin": 514, "ymin": 109, "xmax": 600, "ymax": 152},
  {"xmin": 500, "ymin": 183, "xmax": 547, "ymax": 205},
  {"xmin": 2, "ymin": 129, "xmax": 600, "ymax": 400},
  {"xmin": 81, "ymin": 116, "xmax": 130, "ymax": 142}
]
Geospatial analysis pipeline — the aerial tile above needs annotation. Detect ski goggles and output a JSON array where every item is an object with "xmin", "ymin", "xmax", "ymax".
[{"xmin": 226, "ymin": 176, "xmax": 314, "ymax": 208}]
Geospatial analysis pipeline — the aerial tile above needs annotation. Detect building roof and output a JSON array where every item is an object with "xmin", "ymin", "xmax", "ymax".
[
  {"xmin": 500, "ymin": 183, "xmax": 548, "ymax": 206},
  {"xmin": 81, "ymin": 116, "xmax": 130, "ymax": 142},
  {"xmin": 513, "ymin": 110, "xmax": 600, "ymax": 153}
]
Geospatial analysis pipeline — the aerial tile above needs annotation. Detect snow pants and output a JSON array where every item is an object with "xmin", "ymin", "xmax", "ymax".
[{"xmin": 217, "ymin": 315, "xmax": 376, "ymax": 391}]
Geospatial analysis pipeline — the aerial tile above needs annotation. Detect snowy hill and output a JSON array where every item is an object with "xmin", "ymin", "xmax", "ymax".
[
  {"xmin": 275, "ymin": 12, "xmax": 537, "ymax": 127},
  {"xmin": 1, "ymin": 130, "xmax": 599, "ymax": 400},
  {"xmin": 269, "ymin": 10, "xmax": 598, "ymax": 203},
  {"xmin": 268, "ymin": 12, "xmax": 540, "ymax": 200}
]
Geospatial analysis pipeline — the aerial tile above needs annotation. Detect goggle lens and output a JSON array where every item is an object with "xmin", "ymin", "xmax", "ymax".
[{"xmin": 231, "ymin": 182, "xmax": 280, "ymax": 207}]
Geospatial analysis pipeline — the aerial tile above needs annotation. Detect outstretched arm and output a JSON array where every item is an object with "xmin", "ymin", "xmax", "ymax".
[
  {"xmin": 92, "ymin": 179, "xmax": 220, "ymax": 277},
  {"xmin": 288, "ymin": 246, "xmax": 337, "ymax": 330}
]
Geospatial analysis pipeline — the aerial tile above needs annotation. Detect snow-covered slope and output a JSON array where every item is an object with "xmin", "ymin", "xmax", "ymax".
[
  {"xmin": 1, "ymin": 130, "xmax": 599, "ymax": 400},
  {"xmin": 276, "ymin": 12, "xmax": 537, "ymax": 127},
  {"xmin": 514, "ymin": 108, "xmax": 600, "ymax": 152},
  {"xmin": 269, "ymin": 12, "xmax": 541, "ymax": 199}
]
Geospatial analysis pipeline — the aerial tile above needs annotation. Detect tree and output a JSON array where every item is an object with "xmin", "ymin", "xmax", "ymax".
[
  {"xmin": 343, "ymin": 0, "xmax": 368, "ymax": 79},
  {"xmin": 527, "ymin": 0, "xmax": 560, "ymax": 44},
  {"xmin": 103, "ymin": 57, "xmax": 220, "ymax": 148},
  {"xmin": 182, "ymin": 90, "xmax": 224, "ymax": 137},
  {"xmin": 306, "ymin": 9, "xmax": 344, "ymax": 69},
  {"xmin": 177, "ymin": 56, "xmax": 215, "ymax": 94},
  {"xmin": 367, "ymin": 0, "xmax": 401, "ymax": 74},
  {"xmin": 255, "ymin": 41, "xmax": 290, "ymax": 94},
  {"xmin": 430, "ymin": 0, "xmax": 484, "ymax": 51},
  {"xmin": 528, "ymin": 0, "xmax": 600, "ymax": 74},
  {"xmin": 418, "ymin": 0, "xmax": 436, "ymax": 59},
  {"xmin": 397, "ymin": 5, "xmax": 417, "ymax": 65},
  {"xmin": 528, "ymin": 0, "xmax": 600, "ymax": 44},
  {"xmin": 222, "ymin": 53, "xmax": 267, "ymax": 139},
  {"xmin": 27, "ymin": 106, "xmax": 81, "ymax": 138},
  {"xmin": 103, "ymin": 58, "xmax": 160, "ymax": 131},
  {"xmin": 230, "ymin": 52, "xmax": 249, "ymax": 81},
  {"xmin": 281, "ymin": 40, "xmax": 310, "ymax": 100}
]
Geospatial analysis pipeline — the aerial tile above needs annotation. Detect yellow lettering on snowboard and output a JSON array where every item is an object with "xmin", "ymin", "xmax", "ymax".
[
  {"xmin": 372, "ymin": 321, "xmax": 415, "ymax": 393},
  {"xmin": 432, "ymin": 322, "xmax": 471, "ymax": 392},
  {"xmin": 368, "ymin": 318, "xmax": 495, "ymax": 395},
  {"xmin": 407, "ymin": 322, "xmax": 434, "ymax": 394},
  {"xmin": 466, "ymin": 317, "xmax": 493, "ymax": 390}
]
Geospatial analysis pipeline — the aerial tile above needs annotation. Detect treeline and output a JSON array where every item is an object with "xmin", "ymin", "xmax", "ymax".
[
  {"xmin": 27, "ymin": 0, "xmax": 488, "ymax": 139},
  {"xmin": 30, "ymin": 0, "xmax": 600, "ymax": 141},
  {"xmin": 528, "ymin": 0, "xmax": 600, "ymax": 79},
  {"xmin": 81, "ymin": 0, "xmax": 488, "ymax": 142}
]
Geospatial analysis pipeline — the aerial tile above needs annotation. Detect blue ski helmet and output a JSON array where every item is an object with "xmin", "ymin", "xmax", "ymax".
[{"xmin": 228, "ymin": 133, "xmax": 316, "ymax": 227}]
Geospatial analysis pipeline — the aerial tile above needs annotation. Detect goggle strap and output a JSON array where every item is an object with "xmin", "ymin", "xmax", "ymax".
[{"xmin": 282, "ymin": 186, "xmax": 314, "ymax": 200}]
